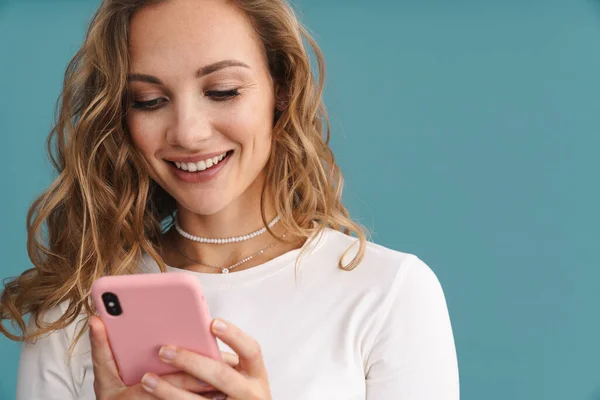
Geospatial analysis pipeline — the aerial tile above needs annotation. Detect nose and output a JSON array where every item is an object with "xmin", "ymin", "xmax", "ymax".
[{"xmin": 166, "ymin": 95, "xmax": 212, "ymax": 148}]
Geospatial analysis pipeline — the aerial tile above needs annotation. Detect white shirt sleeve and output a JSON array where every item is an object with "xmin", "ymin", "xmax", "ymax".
[
  {"xmin": 16, "ymin": 305, "xmax": 77, "ymax": 400},
  {"xmin": 365, "ymin": 255, "xmax": 460, "ymax": 399}
]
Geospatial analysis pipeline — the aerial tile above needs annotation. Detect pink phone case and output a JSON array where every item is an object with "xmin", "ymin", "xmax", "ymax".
[{"xmin": 91, "ymin": 272, "xmax": 222, "ymax": 385}]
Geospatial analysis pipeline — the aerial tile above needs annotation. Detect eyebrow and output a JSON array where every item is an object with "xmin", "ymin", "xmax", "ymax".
[{"xmin": 127, "ymin": 59, "xmax": 251, "ymax": 85}]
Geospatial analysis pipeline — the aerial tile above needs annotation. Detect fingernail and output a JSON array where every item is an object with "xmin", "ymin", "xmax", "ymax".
[
  {"xmin": 212, "ymin": 319, "xmax": 227, "ymax": 333},
  {"xmin": 141, "ymin": 373, "xmax": 158, "ymax": 392},
  {"xmin": 159, "ymin": 345, "xmax": 177, "ymax": 362}
]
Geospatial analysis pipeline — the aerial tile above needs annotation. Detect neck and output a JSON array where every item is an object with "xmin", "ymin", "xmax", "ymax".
[
  {"xmin": 161, "ymin": 190, "xmax": 294, "ymax": 273},
  {"xmin": 175, "ymin": 203, "xmax": 278, "ymax": 241}
]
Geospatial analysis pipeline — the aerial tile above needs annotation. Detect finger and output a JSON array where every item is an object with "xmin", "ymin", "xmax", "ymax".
[
  {"xmin": 200, "ymin": 391, "xmax": 229, "ymax": 400},
  {"xmin": 140, "ymin": 373, "xmax": 212, "ymax": 399},
  {"xmin": 160, "ymin": 372, "xmax": 217, "ymax": 393},
  {"xmin": 211, "ymin": 319, "xmax": 267, "ymax": 379},
  {"xmin": 89, "ymin": 316, "xmax": 124, "ymax": 389},
  {"xmin": 120, "ymin": 384, "xmax": 162, "ymax": 399},
  {"xmin": 221, "ymin": 351, "xmax": 239, "ymax": 367},
  {"xmin": 158, "ymin": 346, "xmax": 248, "ymax": 397}
]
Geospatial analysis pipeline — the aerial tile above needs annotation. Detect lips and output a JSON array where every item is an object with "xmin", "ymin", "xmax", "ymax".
[
  {"xmin": 172, "ymin": 150, "xmax": 231, "ymax": 172},
  {"xmin": 167, "ymin": 150, "xmax": 233, "ymax": 183}
]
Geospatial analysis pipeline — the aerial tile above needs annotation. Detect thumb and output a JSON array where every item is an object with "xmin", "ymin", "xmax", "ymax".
[{"xmin": 89, "ymin": 316, "xmax": 124, "ymax": 391}]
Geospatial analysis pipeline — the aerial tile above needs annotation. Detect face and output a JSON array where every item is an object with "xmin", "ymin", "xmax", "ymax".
[{"xmin": 126, "ymin": 0, "xmax": 276, "ymax": 216}]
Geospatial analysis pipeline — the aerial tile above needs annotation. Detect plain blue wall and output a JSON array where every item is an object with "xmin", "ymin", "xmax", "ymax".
[{"xmin": 2, "ymin": 1, "xmax": 600, "ymax": 399}]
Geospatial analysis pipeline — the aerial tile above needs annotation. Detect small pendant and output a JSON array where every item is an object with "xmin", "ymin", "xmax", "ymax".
[{"xmin": 221, "ymin": 268, "xmax": 229, "ymax": 274}]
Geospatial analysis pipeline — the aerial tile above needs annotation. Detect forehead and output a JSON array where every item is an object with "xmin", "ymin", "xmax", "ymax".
[{"xmin": 128, "ymin": 0, "xmax": 265, "ymax": 74}]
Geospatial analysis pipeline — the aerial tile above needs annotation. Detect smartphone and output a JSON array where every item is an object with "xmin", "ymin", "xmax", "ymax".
[{"xmin": 91, "ymin": 272, "xmax": 222, "ymax": 385}]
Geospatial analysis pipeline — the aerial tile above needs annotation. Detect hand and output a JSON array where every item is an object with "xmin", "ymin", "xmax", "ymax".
[
  {"xmin": 89, "ymin": 316, "xmax": 239, "ymax": 399},
  {"xmin": 139, "ymin": 319, "xmax": 272, "ymax": 400}
]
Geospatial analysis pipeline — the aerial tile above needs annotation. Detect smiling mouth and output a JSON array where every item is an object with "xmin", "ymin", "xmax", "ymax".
[{"xmin": 168, "ymin": 150, "xmax": 234, "ymax": 172}]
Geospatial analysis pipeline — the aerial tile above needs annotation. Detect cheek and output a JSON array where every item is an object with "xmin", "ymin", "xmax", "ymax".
[
  {"xmin": 127, "ymin": 114, "xmax": 162, "ymax": 156},
  {"xmin": 126, "ymin": 116, "xmax": 167, "ymax": 183},
  {"xmin": 221, "ymin": 99, "xmax": 273, "ymax": 147}
]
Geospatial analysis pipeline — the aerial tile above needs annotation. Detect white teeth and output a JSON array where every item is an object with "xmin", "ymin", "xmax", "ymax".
[{"xmin": 173, "ymin": 151, "xmax": 229, "ymax": 172}]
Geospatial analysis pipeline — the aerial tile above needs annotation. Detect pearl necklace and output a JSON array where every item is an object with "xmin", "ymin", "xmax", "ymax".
[
  {"xmin": 174, "ymin": 215, "xmax": 280, "ymax": 244},
  {"xmin": 177, "ymin": 236, "xmax": 284, "ymax": 274}
]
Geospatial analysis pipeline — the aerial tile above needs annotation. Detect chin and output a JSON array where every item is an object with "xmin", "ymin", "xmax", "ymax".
[{"xmin": 177, "ymin": 195, "xmax": 231, "ymax": 216}]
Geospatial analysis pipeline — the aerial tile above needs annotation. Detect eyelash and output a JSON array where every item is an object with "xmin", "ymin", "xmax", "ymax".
[{"xmin": 131, "ymin": 89, "xmax": 241, "ymax": 111}]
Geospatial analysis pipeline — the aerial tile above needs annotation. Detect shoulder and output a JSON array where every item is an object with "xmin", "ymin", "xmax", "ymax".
[
  {"xmin": 317, "ymin": 228, "xmax": 441, "ymax": 292},
  {"xmin": 17, "ymin": 302, "xmax": 91, "ymax": 399},
  {"xmin": 24, "ymin": 302, "xmax": 87, "ymax": 344},
  {"xmin": 140, "ymin": 251, "xmax": 162, "ymax": 273},
  {"xmin": 20, "ymin": 302, "xmax": 91, "ymax": 365},
  {"xmin": 315, "ymin": 229, "xmax": 456, "ymax": 361}
]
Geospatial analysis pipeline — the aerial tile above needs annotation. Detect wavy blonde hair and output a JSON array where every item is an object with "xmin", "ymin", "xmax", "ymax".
[{"xmin": 0, "ymin": 0, "xmax": 366, "ymax": 344}]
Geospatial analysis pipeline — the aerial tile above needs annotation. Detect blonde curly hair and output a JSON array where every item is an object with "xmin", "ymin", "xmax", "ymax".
[{"xmin": 0, "ymin": 0, "xmax": 366, "ymax": 345}]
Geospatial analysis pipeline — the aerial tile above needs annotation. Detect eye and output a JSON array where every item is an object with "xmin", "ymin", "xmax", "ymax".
[
  {"xmin": 206, "ymin": 89, "xmax": 241, "ymax": 101},
  {"xmin": 131, "ymin": 98, "xmax": 167, "ymax": 110}
]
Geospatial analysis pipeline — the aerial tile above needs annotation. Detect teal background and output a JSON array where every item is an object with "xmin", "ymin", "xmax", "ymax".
[{"xmin": 1, "ymin": 0, "xmax": 599, "ymax": 399}]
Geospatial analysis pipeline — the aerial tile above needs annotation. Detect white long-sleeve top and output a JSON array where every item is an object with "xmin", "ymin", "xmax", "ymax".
[{"xmin": 17, "ymin": 228, "xmax": 460, "ymax": 399}]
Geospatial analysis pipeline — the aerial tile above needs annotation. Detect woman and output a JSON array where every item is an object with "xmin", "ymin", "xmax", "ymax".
[{"xmin": 0, "ymin": 0, "xmax": 459, "ymax": 399}]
